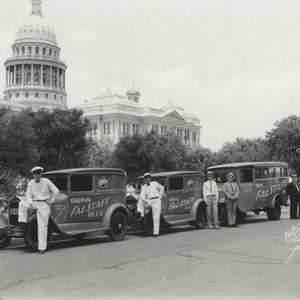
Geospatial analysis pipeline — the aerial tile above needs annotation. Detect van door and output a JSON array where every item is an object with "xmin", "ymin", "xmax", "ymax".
[{"xmin": 238, "ymin": 168, "xmax": 255, "ymax": 211}]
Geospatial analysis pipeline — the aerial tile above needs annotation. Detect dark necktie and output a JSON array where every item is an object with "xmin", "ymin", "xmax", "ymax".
[
  {"xmin": 36, "ymin": 180, "xmax": 40, "ymax": 183},
  {"xmin": 210, "ymin": 181, "xmax": 212, "ymax": 193}
]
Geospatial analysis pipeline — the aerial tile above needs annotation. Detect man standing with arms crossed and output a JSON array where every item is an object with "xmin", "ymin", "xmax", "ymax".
[
  {"xmin": 139, "ymin": 173, "xmax": 164, "ymax": 238},
  {"xmin": 223, "ymin": 172, "xmax": 240, "ymax": 228},
  {"xmin": 286, "ymin": 174, "xmax": 300, "ymax": 219},
  {"xmin": 19, "ymin": 166, "xmax": 59, "ymax": 253},
  {"xmin": 203, "ymin": 171, "xmax": 220, "ymax": 229}
]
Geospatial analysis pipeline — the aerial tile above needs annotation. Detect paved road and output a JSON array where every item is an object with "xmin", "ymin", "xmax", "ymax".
[{"xmin": 1, "ymin": 207, "xmax": 300, "ymax": 299}]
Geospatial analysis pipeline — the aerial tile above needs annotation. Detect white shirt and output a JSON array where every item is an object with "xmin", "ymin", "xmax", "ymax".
[
  {"xmin": 203, "ymin": 180, "xmax": 219, "ymax": 201},
  {"xmin": 26, "ymin": 177, "xmax": 59, "ymax": 204},
  {"xmin": 140, "ymin": 181, "xmax": 164, "ymax": 201}
]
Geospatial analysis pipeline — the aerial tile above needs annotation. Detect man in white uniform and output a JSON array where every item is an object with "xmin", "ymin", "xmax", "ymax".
[
  {"xmin": 138, "ymin": 173, "xmax": 164, "ymax": 238},
  {"xmin": 19, "ymin": 166, "xmax": 59, "ymax": 254},
  {"xmin": 203, "ymin": 171, "xmax": 220, "ymax": 229}
]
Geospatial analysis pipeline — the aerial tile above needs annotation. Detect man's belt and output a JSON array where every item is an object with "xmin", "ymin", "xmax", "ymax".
[
  {"xmin": 150, "ymin": 196, "xmax": 159, "ymax": 200},
  {"xmin": 33, "ymin": 200, "xmax": 47, "ymax": 202}
]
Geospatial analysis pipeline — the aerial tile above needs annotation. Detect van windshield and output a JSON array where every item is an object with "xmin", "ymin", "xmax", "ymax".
[{"xmin": 43, "ymin": 175, "xmax": 68, "ymax": 192}]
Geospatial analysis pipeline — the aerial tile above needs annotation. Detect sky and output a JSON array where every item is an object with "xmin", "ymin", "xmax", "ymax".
[{"xmin": 0, "ymin": 0, "xmax": 300, "ymax": 150}]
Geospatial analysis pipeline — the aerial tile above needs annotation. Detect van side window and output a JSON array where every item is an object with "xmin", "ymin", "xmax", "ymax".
[
  {"xmin": 71, "ymin": 175, "xmax": 93, "ymax": 192},
  {"xmin": 255, "ymin": 169, "xmax": 261, "ymax": 179},
  {"xmin": 214, "ymin": 173, "xmax": 227, "ymax": 183},
  {"xmin": 269, "ymin": 168, "xmax": 275, "ymax": 178},
  {"xmin": 283, "ymin": 168, "xmax": 288, "ymax": 177},
  {"xmin": 169, "ymin": 177, "xmax": 183, "ymax": 191},
  {"xmin": 275, "ymin": 167, "xmax": 281, "ymax": 178},
  {"xmin": 262, "ymin": 169, "xmax": 269, "ymax": 179},
  {"xmin": 239, "ymin": 169, "xmax": 253, "ymax": 183}
]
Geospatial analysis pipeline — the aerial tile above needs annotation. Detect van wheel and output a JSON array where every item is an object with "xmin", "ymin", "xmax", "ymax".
[
  {"xmin": 220, "ymin": 205, "xmax": 228, "ymax": 227},
  {"xmin": 24, "ymin": 219, "xmax": 52, "ymax": 252},
  {"xmin": 194, "ymin": 207, "xmax": 206, "ymax": 229},
  {"xmin": 267, "ymin": 197, "xmax": 281, "ymax": 220},
  {"xmin": 0, "ymin": 235, "xmax": 12, "ymax": 249},
  {"xmin": 236, "ymin": 207, "xmax": 246, "ymax": 224},
  {"xmin": 142, "ymin": 212, "xmax": 153, "ymax": 236},
  {"xmin": 108, "ymin": 211, "xmax": 127, "ymax": 241}
]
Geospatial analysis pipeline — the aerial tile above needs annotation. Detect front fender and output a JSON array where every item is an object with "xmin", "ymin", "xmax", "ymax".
[
  {"xmin": 189, "ymin": 198, "xmax": 206, "ymax": 220},
  {"xmin": 102, "ymin": 203, "xmax": 130, "ymax": 229}
]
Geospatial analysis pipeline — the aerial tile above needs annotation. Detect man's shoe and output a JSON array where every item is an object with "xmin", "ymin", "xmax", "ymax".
[
  {"xmin": 228, "ymin": 225, "xmax": 232, "ymax": 228},
  {"xmin": 153, "ymin": 234, "xmax": 159, "ymax": 238},
  {"xmin": 38, "ymin": 250, "xmax": 46, "ymax": 254},
  {"xmin": 215, "ymin": 226, "xmax": 220, "ymax": 229},
  {"xmin": 232, "ymin": 224, "xmax": 239, "ymax": 228},
  {"xmin": 208, "ymin": 225, "xmax": 214, "ymax": 229}
]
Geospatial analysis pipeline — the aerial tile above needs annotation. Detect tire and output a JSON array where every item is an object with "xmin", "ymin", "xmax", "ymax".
[
  {"xmin": 219, "ymin": 205, "xmax": 228, "ymax": 227},
  {"xmin": 194, "ymin": 207, "xmax": 206, "ymax": 229},
  {"xmin": 142, "ymin": 212, "xmax": 153, "ymax": 236},
  {"xmin": 267, "ymin": 198, "xmax": 281, "ymax": 220},
  {"xmin": 24, "ymin": 219, "xmax": 52, "ymax": 252},
  {"xmin": 0, "ymin": 235, "xmax": 12, "ymax": 249},
  {"xmin": 108, "ymin": 211, "xmax": 127, "ymax": 241},
  {"xmin": 236, "ymin": 207, "xmax": 246, "ymax": 224}
]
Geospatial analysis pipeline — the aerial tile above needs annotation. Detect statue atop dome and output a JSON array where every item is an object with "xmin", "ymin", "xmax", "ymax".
[{"xmin": 31, "ymin": 0, "xmax": 43, "ymax": 17}]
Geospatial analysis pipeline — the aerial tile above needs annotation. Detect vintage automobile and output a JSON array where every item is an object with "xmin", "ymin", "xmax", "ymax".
[
  {"xmin": 207, "ymin": 161, "xmax": 289, "ymax": 225},
  {"xmin": 126, "ymin": 171, "xmax": 207, "ymax": 234},
  {"xmin": 0, "ymin": 168, "xmax": 129, "ymax": 251}
]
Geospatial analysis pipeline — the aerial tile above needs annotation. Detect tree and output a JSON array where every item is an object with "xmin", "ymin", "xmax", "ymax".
[
  {"xmin": 112, "ymin": 132, "xmax": 197, "ymax": 181},
  {"xmin": 0, "ymin": 108, "xmax": 38, "ymax": 176},
  {"xmin": 26, "ymin": 108, "xmax": 91, "ymax": 171},
  {"xmin": 183, "ymin": 146, "xmax": 216, "ymax": 173},
  {"xmin": 215, "ymin": 137, "xmax": 270, "ymax": 165},
  {"xmin": 266, "ymin": 115, "xmax": 300, "ymax": 175}
]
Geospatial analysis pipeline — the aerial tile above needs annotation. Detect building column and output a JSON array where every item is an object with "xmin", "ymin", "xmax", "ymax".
[
  {"xmin": 56, "ymin": 68, "xmax": 59, "ymax": 87},
  {"xmin": 13, "ymin": 65, "xmax": 16, "ymax": 85},
  {"xmin": 31, "ymin": 64, "xmax": 34, "ymax": 85},
  {"xmin": 40, "ymin": 64, "xmax": 43, "ymax": 85},
  {"xmin": 49, "ymin": 66, "xmax": 52, "ymax": 86},
  {"xmin": 6, "ymin": 68, "xmax": 8, "ymax": 86},
  {"xmin": 22, "ymin": 64, "xmax": 24, "ymax": 84}
]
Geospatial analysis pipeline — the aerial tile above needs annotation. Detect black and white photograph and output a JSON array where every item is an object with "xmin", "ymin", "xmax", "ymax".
[{"xmin": 0, "ymin": 0, "xmax": 300, "ymax": 299}]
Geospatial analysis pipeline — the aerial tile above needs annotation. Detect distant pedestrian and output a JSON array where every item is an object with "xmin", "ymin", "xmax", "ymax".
[
  {"xmin": 286, "ymin": 174, "xmax": 300, "ymax": 219},
  {"xmin": 223, "ymin": 173, "xmax": 239, "ymax": 228},
  {"xmin": 126, "ymin": 182, "xmax": 136, "ymax": 197},
  {"xmin": 138, "ymin": 173, "xmax": 164, "ymax": 238},
  {"xmin": 18, "ymin": 166, "xmax": 59, "ymax": 254},
  {"xmin": 203, "ymin": 171, "xmax": 219, "ymax": 229}
]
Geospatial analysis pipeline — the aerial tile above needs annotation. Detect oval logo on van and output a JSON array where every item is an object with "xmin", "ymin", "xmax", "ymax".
[
  {"xmin": 187, "ymin": 180, "xmax": 194, "ymax": 187},
  {"xmin": 99, "ymin": 177, "xmax": 109, "ymax": 189}
]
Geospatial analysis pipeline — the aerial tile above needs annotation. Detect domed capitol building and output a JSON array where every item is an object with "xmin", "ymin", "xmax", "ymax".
[{"xmin": 0, "ymin": 0, "xmax": 201, "ymax": 147}]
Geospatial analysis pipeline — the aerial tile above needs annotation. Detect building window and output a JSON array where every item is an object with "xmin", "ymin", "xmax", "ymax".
[
  {"xmin": 104, "ymin": 123, "xmax": 111, "ymax": 135},
  {"xmin": 177, "ymin": 128, "xmax": 183, "ymax": 137},
  {"xmin": 122, "ymin": 123, "xmax": 130, "ymax": 135},
  {"xmin": 35, "ymin": 46, "xmax": 39, "ymax": 55},
  {"xmin": 184, "ymin": 130, "xmax": 190, "ymax": 143},
  {"xmin": 92, "ymin": 124, "xmax": 98, "ymax": 135},
  {"xmin": 54, "ymin": 94, "xmax": 57, "ymax": 99},
  {"xmin": 35, "ymin": 93, "xmax": 39, "ymax": 98},
  {"xmin": 192, "ymin": 132, "xmax": 196, "ymax": 143},
  {"xmin": 45, "ymin": 93, "xmax": 48, "ymax": 98},
  {"xmin": 161, "ymin": 126, "xmax": 167, "ymax": 135},
  {"xmin": 22, "ymin": 47, "xmax": 25, "ymax": 55},
  {"xmin": 9, "ymin": 94, "xmax": 12, "ymax": 98},
  {"xmin": 152, "ymin": 125, "xmax": 158, "ymax": 133},
  {"xmin": 43, "ymin": 47, "xmax": 46, "ymax": 56},
  {"xmin": 16, "ymin": 48, "xmax": 19, "ymax": 55},
  {"xmin": 49, "ymin": 49, "xmax": 52, "ymax": 56},
  {"xmin": 16, "ymin": 93, "xmax": 19, "ymax": 98},
  {"xmin": 132, "ymin": 124, "xmax": 139, "ymax": 134},
  {"xmin": 25, "ymin": 92, "xmax": 29, "ymax": 97},
  {"xmin": 28, "ymin": 46, "xmax": 32, "ymax": 55}
]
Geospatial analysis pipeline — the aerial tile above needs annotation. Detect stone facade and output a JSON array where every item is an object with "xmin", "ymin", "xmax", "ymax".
[{"xmin": 77, "ymin": 88, "xmax": 201, "ymax": 148}]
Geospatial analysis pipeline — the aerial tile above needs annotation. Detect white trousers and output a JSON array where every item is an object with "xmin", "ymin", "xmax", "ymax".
[
  {"xmin": 19, "ymin": 201, "xmax": 50, "ymax": 251},
  {"xmin": 137, "ymin": 198, "xmax": 161, "ymax": 235}
]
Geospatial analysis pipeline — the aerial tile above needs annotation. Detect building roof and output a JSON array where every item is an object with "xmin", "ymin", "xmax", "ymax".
[
  {"xmin": 15, "ymin": 0, "xmax": 57, "ymax": 46},
  {"xmin": 138, "ymin": 171, "xmax": 204, "ymax": 179}
]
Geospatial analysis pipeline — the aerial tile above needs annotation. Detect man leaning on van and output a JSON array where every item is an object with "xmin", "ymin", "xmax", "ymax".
[{"xmin": 223, "ymin": 173, "xmax": 240, "ymax": 228}]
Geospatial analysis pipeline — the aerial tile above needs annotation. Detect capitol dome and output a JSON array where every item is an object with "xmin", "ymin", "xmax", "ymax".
[
  {"xmin": 3, "ymin": 0, "xmax": 67, "ymax": 110},
  {"xmin": 15, "ymin": 14, "xmax": 57, "ymax": 46}
]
